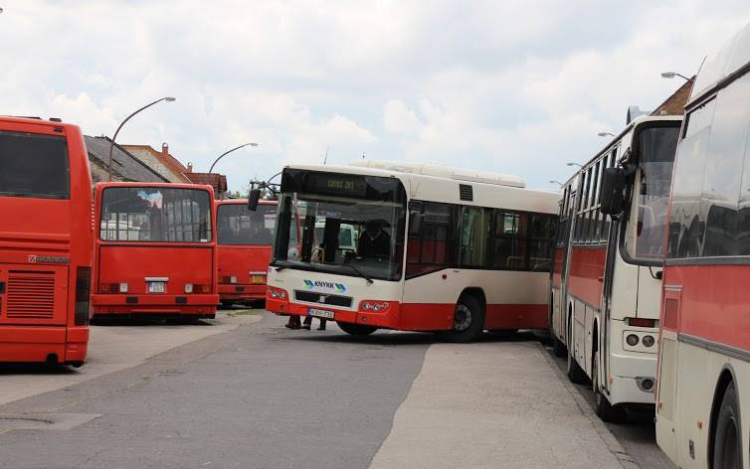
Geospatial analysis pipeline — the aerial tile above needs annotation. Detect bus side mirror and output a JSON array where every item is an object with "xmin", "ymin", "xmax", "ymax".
[
  {"xmin": 247, "ymin": 189, "xmax": 261, "ymax": 211},
  {"xmin": 409, "ymin": 212, "xmax": 424, "ymax": 236},
  {"xmin": 600, "ymin": 168, "xmax": 626, "ymax": 215}
]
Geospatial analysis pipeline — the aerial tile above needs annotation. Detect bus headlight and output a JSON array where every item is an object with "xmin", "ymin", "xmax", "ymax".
[
  {"xmin": 185, "ymin": 283, "xmax": 193, "ymax": 294},
  {"xmin": 361, "ymin": 301, "xmax": 390, "ymax": 312},
  {"xmin": 119, "ymin": 283, "xmax": 128, "ymax": 293},
  {"xmin": 642, "ymin": 335, "xmax": 656, "ymax": 348},
  {"xmin": 230, "ymin": 276, "xmax": 238, "ymax": 284},
  {"xmin": 626, "ymin": 334, "xmax": 639, "ymax": 347},
  {"xmin": 268, "ymin": 287, "xmax": 287, "ymax": 300}
]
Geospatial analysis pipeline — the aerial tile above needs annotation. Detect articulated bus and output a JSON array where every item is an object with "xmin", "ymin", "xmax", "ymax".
[
  {"xmin": 216, "ymin": 199, "xmax": 277, "ymax": 306},
  {"xmin": 91, "ymin": 183, "xmax": 219, "ymax": 320},
  {"xmin": 0, "ymin": 116, "xmax": 93, "ymax": 366},
  {"xmin": 550, "ymin": 115, "xmax": 681, "ymax": 421},
  {"xmin": 265, "ymin": 161, "xmax": 559, "ymax": 342},
  {"xmin": 656, "ymin": 23, "xmax": 750, "ymax": 468}
]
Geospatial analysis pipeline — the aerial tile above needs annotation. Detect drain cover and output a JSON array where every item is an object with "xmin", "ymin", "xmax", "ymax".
[{"xmin": 0, "ymin": 413, "xmax": 100, "ymax": 431}]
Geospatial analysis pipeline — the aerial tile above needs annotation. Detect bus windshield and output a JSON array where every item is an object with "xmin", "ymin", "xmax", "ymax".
[
  {"xmin": 625, "ymin": 125, "xmax": 680, "ymax": 260},
  {"xmin": 0, "ymin": 131, "xmax": 69, "ymax": 199},
  {"xmin": 100, "ymin": 187, "xmax": 213, "ymax": 243},
  {"xmin": 217, "ymin": 203, "xmax": 276, "ymax": 245},
  {"xmin": 273, "ymin": 169, "xmax": 406, "ymax": 281}
]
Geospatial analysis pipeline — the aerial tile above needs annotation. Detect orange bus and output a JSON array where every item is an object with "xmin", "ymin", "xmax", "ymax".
[
  {"xmin": 91, "ymin": 183, "xmax": 219, "ymax": 320},
  {"xmin": 216, "ymin": 199, "xmax": 277, "ymax": 306},
  {"xmin": 0, "ymin": 116, "xmax": 93, "ymax": 366}
]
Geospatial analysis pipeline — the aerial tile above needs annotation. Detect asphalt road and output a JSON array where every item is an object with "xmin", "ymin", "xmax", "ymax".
[
  {"xmin": 0, "ymin": 314, "xmax": 430, "ymax": 469},
  {"xmin": 0, "ymin": 311, "xmax": 676, "ymax": 469},
  {"xmin": 544, "ymin": 345, "xmax": 678, "ymax": 469}
]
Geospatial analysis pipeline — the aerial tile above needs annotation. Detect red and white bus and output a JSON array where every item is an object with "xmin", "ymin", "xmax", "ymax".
[
  {"xmin": 0, "ymin": 116, "xmax": 93, "ymax": 366},
  {"xmin": 91, "ymin": 183, "xmax": 219, "ymax": 320},
  {"xmin": 550, "ymin": 114, "xmax": 681, "ymax": 421},
  {"xmin": 265, "ymin": 161, "xmax": 559, "ymax": 342},
  {"xmin": 216, "ymin": 199, "xmax": 277, "ymax": 306},
  {"xmin": 656, "ymin": 23, "xmax": 750, "ymax": 468}
]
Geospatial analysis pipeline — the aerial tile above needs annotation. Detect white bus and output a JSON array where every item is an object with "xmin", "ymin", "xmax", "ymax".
[
  {"xmin": 551, "ymin": 114, "xmax": 682, "ymax": 421},
  {"xmin": 263, "ymin": 160, "xmax": 559, "ymax": 342},
  {"xmin": 656, "ymin": 22, "xmax": 750, "ymax": 468}
]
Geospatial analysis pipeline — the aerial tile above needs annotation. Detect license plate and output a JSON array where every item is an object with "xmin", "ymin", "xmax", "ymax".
[
  {"xmin": 308, "ymin": 308, "xmax": 334, "ymax": 319},
  {"xmin": 251, "ymin": 275, "xmax": 266, "ymax": 284},
  {"xmin": 147, "ymin": 281, "xmax": 166, "ymax": 293}
]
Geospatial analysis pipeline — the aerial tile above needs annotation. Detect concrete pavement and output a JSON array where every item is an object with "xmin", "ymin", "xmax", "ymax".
[
  {"xmin": 368, "ymin": 339, "xmax": 629, "ymax": 469},
  {"xmin": 0, "ymin": 313, "xmax": 259, "ymax": 407}
]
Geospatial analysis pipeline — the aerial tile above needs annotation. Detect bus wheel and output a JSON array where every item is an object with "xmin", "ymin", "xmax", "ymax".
[
  {"xmin": 592, "ymin": 354, "xmax": 625, "ymax": 423},
  {"xmin": 337, "ymin": 322, "xmax": 377, "ymax": 336},
  {"xmin": 439, "ymin": 295, "xmax": 485, "ymax": 343},
  {"xmin": 552, "ymin": 334, "xmax": 567, "ymax": 357},
  {"xmin": 713, "ymin": 383, "xmax": 741, "ymax": 469}
]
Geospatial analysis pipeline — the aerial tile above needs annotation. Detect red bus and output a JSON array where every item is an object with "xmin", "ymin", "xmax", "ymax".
[
  {"xmin": 0, "ymin": 116, "xmax": 93, "ymax": 366},
  {"xmin": 91, "ymin": 183, "xmax": 219, "ymax": 320},
  {"xmin": 216, "ymin": 199, "xmax": 277, "ymax": 306},
  {"xmin": 655, "ymin": 23, "xmax": 750, "ymax": 468}
]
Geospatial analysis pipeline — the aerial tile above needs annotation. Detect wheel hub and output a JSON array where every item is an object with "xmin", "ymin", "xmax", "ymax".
[{"xmin": 454, "ymin": 304, "xmax": 472, "ymax": 331}]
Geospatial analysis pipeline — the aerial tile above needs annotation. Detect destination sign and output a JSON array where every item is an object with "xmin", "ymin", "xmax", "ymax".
[{"xmin": 306, "ymin": 173, "xmax": 367, "ymax": 197}]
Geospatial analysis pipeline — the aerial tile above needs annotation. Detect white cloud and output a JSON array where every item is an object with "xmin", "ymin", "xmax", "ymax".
[{"xmin": 1, "ymin": 0, "xmax": 749, "ymax": 191}]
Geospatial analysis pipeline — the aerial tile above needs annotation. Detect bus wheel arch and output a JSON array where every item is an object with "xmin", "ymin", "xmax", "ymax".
[
  {"xmin": 439, "ymin": 288, "xmax": 485, "ymax": 343},
  {"xmin": 709, "ymin": 367, "xmax": 741, "ymax": 468}
]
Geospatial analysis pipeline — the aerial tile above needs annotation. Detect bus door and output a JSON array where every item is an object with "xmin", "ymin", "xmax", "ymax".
[
  {"xmin": 560, "ymin": 190, "xmax": 576, "ymax": 336},
  {"xmin": 600, "ymin": 213, "xmax": 619, "ymax": 391}
]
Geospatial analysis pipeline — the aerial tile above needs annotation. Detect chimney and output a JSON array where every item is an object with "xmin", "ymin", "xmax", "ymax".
[
  {"xmin": 187, "ymin": 162, "xmax": 193, "ymax": 173},
  {"xmin": 161, "ymin": 142, "xmax": 169, "ymax": 158}
]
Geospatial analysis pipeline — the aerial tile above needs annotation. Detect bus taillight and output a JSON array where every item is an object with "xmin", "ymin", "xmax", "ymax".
[
  {"xmin": 627, "ymin": 317, "xmax": 656, "ymax": 328},
  {"xmin": 75, "ymin": 267, "xmax": 92, "ymax": 326}
]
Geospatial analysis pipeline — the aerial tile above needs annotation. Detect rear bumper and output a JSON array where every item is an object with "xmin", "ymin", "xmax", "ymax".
[
  {"xmin": 91, "ymin": 293, "xmax": 219, "ymax": 315},
  {"xmin": 219, "ymin": 284, "xmax": 266, "ymax": 302},
  {"xmin": 0, "ymin": 325, "xmax": 88, "ymax": 364}
]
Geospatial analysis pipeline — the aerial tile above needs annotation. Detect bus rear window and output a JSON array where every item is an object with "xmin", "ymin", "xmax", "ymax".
[
  {"xmin": 100, "ymin": 187, "xmax": 212, "ymax": 242},
  {"xmin": 217, "ymin": 204, "xmax": 276, "ymax": 245},
  {"xmin": 0, "ymin": 131, "xmax": 69, "ymax": 199}
]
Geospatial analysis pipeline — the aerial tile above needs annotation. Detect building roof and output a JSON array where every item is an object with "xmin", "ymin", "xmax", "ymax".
[
  {"xmin": 122, "ymin": 143, "xmax": 192, "ymax": 183},
  {"xmin": 184, "ymin": 171, "xmax": 228, "ymax": 198},
  {"xmin": 85, "ymin": 136, "xmax": 168, "ymax": 183},
  {"xmin": 652, "ymin": 78, "xmax": 694, "ymax": 116}
]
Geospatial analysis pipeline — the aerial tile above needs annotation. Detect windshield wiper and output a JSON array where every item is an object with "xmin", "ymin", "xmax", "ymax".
[
  {"xmin": 272, "ymin": 261, "xmax": 292, "ymax": 272},
  {"xmin": 342, "ymin": 259, "xmax": 374, "ymax": 286}
]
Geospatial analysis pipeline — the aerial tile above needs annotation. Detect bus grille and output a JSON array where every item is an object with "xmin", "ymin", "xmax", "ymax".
[
  {"xmin": 294, "ymin": 290, "xmax": 353, "ymax": 308},
  {"xmin": 6, "ymin": 271, "xmax": 56, "ymax": 319}
]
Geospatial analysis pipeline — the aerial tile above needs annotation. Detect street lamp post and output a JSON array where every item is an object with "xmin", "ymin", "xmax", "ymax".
[
  {"xmin": 549, "ymin": 180, "xmax": 563, "ymax": 189},
  {"xmin": 598, "ymin": 132, "xmax": 615, "ymax": 137},
  {"xmin": 108, "ymin": 96, "xmax": 176, "ymax": 181},
  {"xmin": 208, "ymin": 142, "xmax": 259, "ymax": 174},
  {"xmin": 566, "ymin": 162, "xmax": 583, "ymax": 168},
  {"xmin": 661, "ymin": 71, "xmax": 691, "ymax": 81}
]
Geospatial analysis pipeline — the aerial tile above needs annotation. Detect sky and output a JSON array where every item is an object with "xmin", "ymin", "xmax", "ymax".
[{"xmin": 2, "ymin": 1, "xmax": 749, "ymax": 192}]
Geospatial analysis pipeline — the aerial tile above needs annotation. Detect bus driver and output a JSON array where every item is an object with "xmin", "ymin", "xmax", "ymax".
[{"xmin": 357, "ymin": 220, "xmax": 390, "ymax": 259}]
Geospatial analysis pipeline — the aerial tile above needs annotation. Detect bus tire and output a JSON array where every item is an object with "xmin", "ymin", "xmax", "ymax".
[
  {"xmin": 439, "ymin": 295, "xmax": 485, "ymax": 343},
  {"xmin": 713, "ymin": 383, "xmax": 741, "ymax": 469},
  {"xmin": 337, "ymin": 322, "xmax": 377, "ymax": 336},
  {"xmin": 552, "ymin": 334, "xmax": 567, "ymax": 357},
  {"xmin": 592, "ymin": 354, "xmax": 626, "ymax": 423}
]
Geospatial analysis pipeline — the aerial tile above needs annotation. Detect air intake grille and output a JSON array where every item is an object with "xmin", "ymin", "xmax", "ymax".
[
  {"xmin": 294, "ymin": 290, "xmax": 353, "ymax": 308},
  {"xmin": 459, "ymin": 184, "xmax": 473, "ymax": 201},
  {"xmin": 7, "ymin": 271, "xmax": 55, "ymax": 319}
]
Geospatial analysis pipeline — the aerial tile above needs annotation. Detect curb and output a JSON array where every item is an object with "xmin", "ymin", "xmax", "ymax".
[{"xmin": 538, "ymin": 343, "xmax": 640, "ymax": 469}]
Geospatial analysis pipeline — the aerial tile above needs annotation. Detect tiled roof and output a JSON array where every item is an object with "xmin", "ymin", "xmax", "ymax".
[
  {"xmin": 122, "ymin": 144, "xmax": 191, "ymax": 183},
  {"xmin": 185, "ymin": 172, "xmax": 228, "ymax": 196},
  {"xmin": 85, "ymin": 136, "xmax": 168, "ymax": 183}
]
